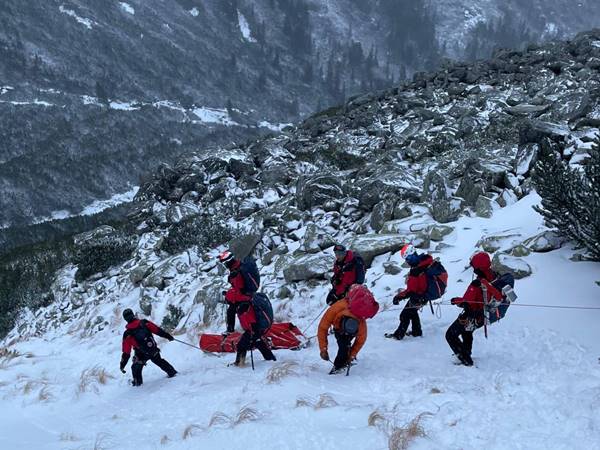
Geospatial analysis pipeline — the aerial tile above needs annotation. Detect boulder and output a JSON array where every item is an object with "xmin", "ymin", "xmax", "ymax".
[
  {"xmin": 477, "ymin": 233, "xmax": 522, "ymax": 253},
  {"xmin": 427, "ymin": 225, "xmax": 454, "ymax": 242},
  {"xmin": 370, "ymin": 200, "xmax": 395, "ymax": 232},
  {"xmin": 344, "ymin": 234, "xmax": 407, "ymax": 267},
  {"xmin": 302, "ymin": 224, "xmax": 336, "ymax": 254},
  {"xmin": 227, "ymin": 232, "xmax": 262, "ymax": 259},
  {"xmin": 393, "ymin": 203, "xmax": 412, "ymax": 220},
  {"xmin": 142, "ymin": 256, "xmax": 187, "ymax": 290},
  {"xmin": 474, "ymin": 195, "xmax": 495, "ymax": 218},
  {"xmin": 165, "ymin": 202, "xmax": 201, "ymax": 224},
  {"xmin": 282, "ymin": 252, "xmax": 335, "ymax": 282},
  {"xmin": 496, "ymin": 189, "xmax": 518, "ymax": 208},
  {"xmin": 228, "ymin": 158, "xmax": 256, "ymax": 179},
  {"xmin": 505, "ymin": 104, "xmax": 550, "ymax": 116},
  {"xmin": 194, "ymin": 283, "xmax": 226, "ymax": 326},
  {"xmin": 129, "ymin": 264, "xmax": 153, "ymax": 285},
  {"xmin": 422, "ymin": 171, "xmax": 462, "ymax": 223},
  {"xmin": 296, "ymin": 174, "xmax": 344, "ymax": 210},
  {"xmin": 383, "ymin": 262, "xmax": 402, "ymax": 275},
  {"xmin": 523, "ymin": 231, "xmax": 567, "ymax": 252},
  {"xmin": 510, "ymin": 245, "xmax": 531, "ymax": 257},
  {"xmin": 514, "ymin": 144, "xmax": 539, "ymax": 176},
  {"xmin": 492, "ymin": 253, "xmax": 532, "ymax": 279}
]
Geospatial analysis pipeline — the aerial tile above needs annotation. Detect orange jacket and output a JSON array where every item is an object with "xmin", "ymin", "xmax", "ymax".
[{"xmin": 317, "ymin": 299, "xmax": 367, "ymax": 359}]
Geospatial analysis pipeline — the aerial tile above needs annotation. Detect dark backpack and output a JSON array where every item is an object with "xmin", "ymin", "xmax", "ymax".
[
  {"xmin": 252, "ymin": 292, "xmax": 274, "ymax": 333},
  {"xmin": 129, "ymin": 320, "xmax": 159, "ymax": 357},
  {"xmin": 487, "ymin": 273, "xmax": 516, "ymax": 324},
  {"xmin": 423, "ymin": 260, "xmax": 448, "ymax": 301},
  {"xmin": 353, "ymin": 254, "xmax": 366, "ymax": 284},
  {"xmin": 240, "ymin": 256, "xmax": 260, "ymax": 295},
  {"xmin": 340, "ymin": 316, "xmax": 359, "ymax": 336}
]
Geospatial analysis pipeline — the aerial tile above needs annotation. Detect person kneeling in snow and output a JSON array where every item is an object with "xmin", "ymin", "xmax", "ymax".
[
  {"xmin": 318, "ymin": 285, "xmax": 378, "ymax": 374},
  {"xmin": 119, "ymin": 308, "xmax": 177, "ymax": 386},
  {"xmin": 446, "ymin": 252, "xmax": 502, "ymax": 366}
]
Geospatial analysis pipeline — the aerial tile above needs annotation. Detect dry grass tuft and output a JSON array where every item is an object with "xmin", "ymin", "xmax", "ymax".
[
  {"xmin": 90, "ymin": 432, "xmax": 112, "ymax": 450},
  {"xmin": 388, "ymin": 413, "xmax": 430, "ymax": 450},
  {"xmin": 368, "ymin": 410, "xmax": 388, "ymax": 429},
  {"xmin": 182, "ymin": 424, "xmax": 203, "ymax": 440},
  {"xmin": 59, "ymin": 432, "xmax": 79, "ymax": 442},
  {"xmin": 38, "ymin": 385, "xmax": 53, "ymax": 402},
  {"xmin": 315, "ymin": 393, "xmax": 338, "ymax": 409},
  {"xmin": 208, "ymin": 412, "xmax": 231, "ymax": 428},
  {"xmin": 430, "ymin": 387, "xmax": 441, "ymax": 394},
  {"xmin": 78, "ymin": 366, "xmax": 115, "ymax": 395},
  {"xmin": 234, "ymin": 406, "xmax": 260, "ymax": 425},
  {"xmin": 295, "ymin": 396, "xmax": 314, "ymax": 408},
  {"xmin": 266, "ymin": 361, "xmax": 300, "ymax": 383}
]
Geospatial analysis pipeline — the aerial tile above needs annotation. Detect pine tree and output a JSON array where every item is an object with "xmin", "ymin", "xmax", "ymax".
[{"xmin": 533, "ymin": 140, "xmax": 600, "ymax": 260}]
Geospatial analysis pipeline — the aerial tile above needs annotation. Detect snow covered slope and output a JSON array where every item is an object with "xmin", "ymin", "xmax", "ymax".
[{"xmin": 0, "ymin": 193, "xmax": 599, "ymax": 450}]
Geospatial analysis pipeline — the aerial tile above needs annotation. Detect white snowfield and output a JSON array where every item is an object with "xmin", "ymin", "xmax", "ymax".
[{"xmin": 1, "ymin": 193, "xmax": 599, "ymax": 450}]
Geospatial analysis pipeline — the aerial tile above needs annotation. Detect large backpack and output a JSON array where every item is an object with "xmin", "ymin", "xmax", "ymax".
[
  {"xmin": 347, "ymin": 285, "xmax": 379, "ymax": 319},
  {"xmin": 240, "ymin": 256, "xmax": 260, "ymax": 295},
  {"xmin": 353, "ymin": 254, "xmax": 367, "ymax": 284},
  {"xmin": 486, "ymin": 273, "xmax": 517, "ymax": 324},
  {"xmin": 128, "ymin": 320, "xmax": 159, "ymax": 357},
  {"xmin": 252, "ymin": 292, "xmax": 274, "ymax": 333},
  {"xmin": 423, "ymin": 260, "xmax": 448, "ymax": 301}
]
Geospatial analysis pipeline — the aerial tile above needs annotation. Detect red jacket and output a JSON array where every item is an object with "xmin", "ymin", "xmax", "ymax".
[
  {"xmin": 452, "ymin": 252, "xmax": 503, "ymax": 314},
  {"xmin": 398, "ymin": 254, "xmax": 434, "ymax": 298},
  {"xmin": 332, "ymin": 251, "xmax": 358, "ymax": 296},
  {"xmin": 224, "ymin": 262, "xmax": 256, "ymax": 331},
  {"xmin": 122, "ymin": 319, "xmax": 168, "ymax": 355}
]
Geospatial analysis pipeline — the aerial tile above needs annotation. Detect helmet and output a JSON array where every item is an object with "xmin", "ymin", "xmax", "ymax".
[
  {"xmin": 122, "ymin": 308, "xmax": 135, "ymax": 323},
  {"xmin": 470, "ymin": 252, "xmax": 491, "ymax": 271},
  {"xmin": 218, "ymin": 250, "xmax": 236, "ymax": 268},
  {"xmin": 333, "ymin": 244, "xmax": 347, "ymax": 259},
  {"xmin": 400, "ymin": 244, "xmax": 416, "ymax": 260}
]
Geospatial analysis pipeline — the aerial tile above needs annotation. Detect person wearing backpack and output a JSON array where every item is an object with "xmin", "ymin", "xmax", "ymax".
[
  {"xmin": 219, "ymin": 250, "xmax": 260, "ymax": 334},
  {"xmin": 446, "ymin": 251, "xmax": 503, "ymax": 366},
  {"xmin": 119, "ymin": 308, "xmax": 177, "ymax": 386},
  {"xmin": 231, "ymin": 294, "xmax": 277, "ymax": 367},
  {"xmin": 385, "ymin": 244, "xmax": 446, "ymax": 340},
  {"xmin": 318, "ymin": 284, "xmax": 378, "ymax": 374},
  {"xmin": 326, "ymin": 244, "xmax": 366, "ymax": 305}
]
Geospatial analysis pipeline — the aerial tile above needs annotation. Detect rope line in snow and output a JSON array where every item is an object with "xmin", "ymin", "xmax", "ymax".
[{"xmin": 381, "ymin": 301, "xmax": 600, "ymax": 312}]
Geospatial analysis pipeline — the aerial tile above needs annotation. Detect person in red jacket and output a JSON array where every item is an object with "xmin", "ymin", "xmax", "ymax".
[
  {"xmin": 446, "ymin": 251, "xmax": 503, "ymax": 366},
  {"xmin": 219, "ymin": 250, "xmax": 251, "ymax": 334},
  {"xmin": 218, "ymin": 251, "xmax": 275, "ymax": 367},
  {"xmin": 119, "ymin": 309, "xmax": 177, "ymax": 386},
  {"xmin": 326, "ymin": 244, "xmax": 359, "ymax": 305},
  {"xmin": 385, "ymin": 244, "xmax": 433, "ymax": 340}
]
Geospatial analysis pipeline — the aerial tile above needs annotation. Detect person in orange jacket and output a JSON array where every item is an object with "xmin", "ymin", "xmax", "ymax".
[{"xmin": 318, "ymin": 292, "xmax": 368, "ymax": 374}]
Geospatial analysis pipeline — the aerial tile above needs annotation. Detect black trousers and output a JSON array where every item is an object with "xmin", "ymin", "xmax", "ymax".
[
  {"xmin": 236, "ymin": 326, "xmax": 276, "ymax": 361},
  {"xmin": 226, "ymin": 302, "xmax": 237, "ymax": 333},
  {"xmin": 131, "ymin": 350, "xmax": 177, "ymax": 385},
  {"xmin": 445, "ymin": 315, "xmax": 482, "ymax": 358},
  {"xmin": 396, "ymin": 298, "xmax": 423, "ymax": 337},
  {"xmin": 333, "ymin": 332, "xmax": 354, "ymax": 369}
]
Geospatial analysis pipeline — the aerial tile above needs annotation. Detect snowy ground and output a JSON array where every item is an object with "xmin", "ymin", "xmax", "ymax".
[{"xmin": 1, "ymin": 194, "xmax": 599, "ymax": 450}]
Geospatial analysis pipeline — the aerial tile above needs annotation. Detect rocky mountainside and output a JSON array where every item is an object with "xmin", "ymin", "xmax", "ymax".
[
  {"xmin": 2, "ymin": 0, "xmax": 600, "ymax": 228},
  {"xmin": 4, "ymin": 28, "xmax": 600, "ymax": 338}
]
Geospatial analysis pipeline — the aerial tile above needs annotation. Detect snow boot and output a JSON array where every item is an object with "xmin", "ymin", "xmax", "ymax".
[
  {"xmin": 233, "ymin": 351, "xmax": 247, "ymax": 367},
  {"xmin": 457, "ymin": 353, "xmax": 473, "ymax": 366},
  {"xmin": 329, "ymin": 366, "xmax": 345, "ymax": 375},
  {"xmin": 167, "ymin": 371, "xmax": 178, "ymax": 378},
  {"xmin": 406, "ymin": 330, "xmax": 422, "ymax": 337},
  {"xmin": 384, "ymin": 331, "xmax": 404, "ymax": 340}
]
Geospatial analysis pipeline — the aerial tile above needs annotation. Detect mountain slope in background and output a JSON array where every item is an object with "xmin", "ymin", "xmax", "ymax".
[{"xmin": 2, "ymin": 0, "xmax": 600, "ymax": 227}]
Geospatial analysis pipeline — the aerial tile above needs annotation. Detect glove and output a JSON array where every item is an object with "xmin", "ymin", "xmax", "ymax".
[
  {"xmin": 470, "ymin": 279, "xmax": 481, "ymax": 288},
  {"xmin": 392, "ymin": 296, "xmax": 400, "ymax": 305},
  {"xmin": 451, "ymin": 297, "xmax": 462, "ymax": 305},
  {"xmin": 320, "ymin": 350, "xmax": 329, "ymax": 361},
  {"xmin": 166, "ymin": 333, "xmax": 174, "ymax": 342},
  {"xmin": 222, "ymin": 290, "xmax": 228, "ymax": 296}
]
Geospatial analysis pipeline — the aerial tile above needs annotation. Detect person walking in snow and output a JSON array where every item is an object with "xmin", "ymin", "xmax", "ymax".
[
  {"xmin": 219, "ymin": 250, "xmax": 253, "ymax": 335},
  {"xmin": 446, "ymin": 251, "xmax": 503, "ymax": 366},
  {"xmin": 385, "ymin": 244, "xmax": 442, "ymax": 340},
  {"xmin": 119, "ymin": 308, "xmax": 177, "ymax": 386},
  {"xmin": 326, "ymin": 244, "xmax": 365, "ymax": 305},
  {"xmin": 318, "ymin": 285, "xmax": 378, "ymax": 374}
]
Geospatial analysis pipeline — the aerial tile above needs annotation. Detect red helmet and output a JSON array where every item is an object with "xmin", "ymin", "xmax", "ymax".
[
  {"xmin": 470, "ymin": 252, "xmax": 491, "ymax": 271},
  {"xmin": 218, "ymin": 250, "xmax": 236, "ymax": 267}
]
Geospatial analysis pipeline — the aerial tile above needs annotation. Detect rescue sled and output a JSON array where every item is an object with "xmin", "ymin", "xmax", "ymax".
[{"xmin": 199, "ymin": 322, "xmax": 305, "ymax": 353}]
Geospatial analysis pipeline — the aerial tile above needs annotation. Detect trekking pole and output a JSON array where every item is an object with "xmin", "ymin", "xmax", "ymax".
[
  {"xmin": 301, "ymin": 305, "xmax": 328, "ymax": 336},
  {"xmin": 250, "ymin": 347, "xmax": 255, "ymax": 371},
  {"xmin": 429, "ymin": 300, "xmax": 434, "ymax": 315},
  {"xmin": 173, "ymin": 338, "xmax": 203, "ymax": 351}
]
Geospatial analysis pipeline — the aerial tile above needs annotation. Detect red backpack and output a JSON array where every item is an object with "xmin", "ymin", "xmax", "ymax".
[{"xmin": 347, "ymin": 284, "xmax": 379, "ymax": 319}]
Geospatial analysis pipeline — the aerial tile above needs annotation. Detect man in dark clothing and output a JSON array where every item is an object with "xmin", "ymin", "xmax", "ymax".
[
  {"xmin": 119, "ymin": 308, "xmax": 177, "ymax": 386},
  {"xmin": 385, "ymin": 244, "xmax": 433, "ymax": 340},
  {"xmin": 446, "ymin": 251, "xmax": 503, "ymax": 366},
  {"xmin": 219, "ymin": 250, "xmax": 252, "ymax": 334},
  {"xmin": 326, "ymin": 244, "xmax": 359, "ymax": 305}
]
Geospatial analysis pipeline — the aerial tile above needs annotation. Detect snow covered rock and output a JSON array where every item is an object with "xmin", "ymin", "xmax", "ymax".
[
  {"xmin": 422, "ymin": 171, "xmax": 462, "ymax": 223},
  {"xmin": 492, "ymin": 253, "xmax": 533, "ymax": 279},
  {"xmin": 344, "ymin": 233, "xmax": 406, "ymax": 266},
  {"xmin": 129, "ymin": 264, "xmax": 152, "ymax": 285},
  {"xmin": 523, "ymin": 230, "xmax": 567, "ymax": 252},
  {"xmin": 514, "ymin": 144, "xmax": 539, "ymax": 176},
  {"xmin": 370, "ymin": 200, "xmax": 395, "ymax": 232},
  {"xmin": 296, "ymin": 174, "xmax": 344, "ymax": 211},
  {"xmin": 227, "ymin": 232, "xmax": 262, "ymax": 259},
  {"xmin": 426, "ymin": 225, "xmax": 454, "ymax": 242},
  {"xmin": 474, "ymin": 195, "xmax": 496, "ymax": 218},
  {"xmin": 165, "ymin": 202, "xmax": 201, "ymax": 224},
  {"xmin": 282, "ymin": 252, "xmax": 334, "ymax": 282},
  {"xmin": 301, "ymin": 224, "xmax": 335, "ymax": 254},
  {"xmin": 477, "ymin": 233, "xmax": 523, "ymax": 253}
]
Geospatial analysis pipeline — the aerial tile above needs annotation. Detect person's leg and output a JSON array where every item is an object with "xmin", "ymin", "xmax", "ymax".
[
  {"xmin": 234, "ymin": 330, "xmax": 251, "ymax": 366},
  {"xmin": 445, "ymin": 318, "xmax": 465, "ymax": 357},
  {"xmin": 131, "ymin": 353, "xmax": 148, "ymax": 386},
  {"xmin": 226, "ymin": 302, "xmax": 236, "ymax": 333},
  {"xmin": 410, "ymin": 302, "xmax": 422, "ymax": 336},
  {"xmin": 150, "ymin": 353, "xmax": 177, "ymax": 377},
  {"xmin": 254, "ymin": 336, "xmax": 276, "ymax": 361},
  {"xmin": 333, "ymin": 333, "xmax": 352, "ymax": 369}
]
